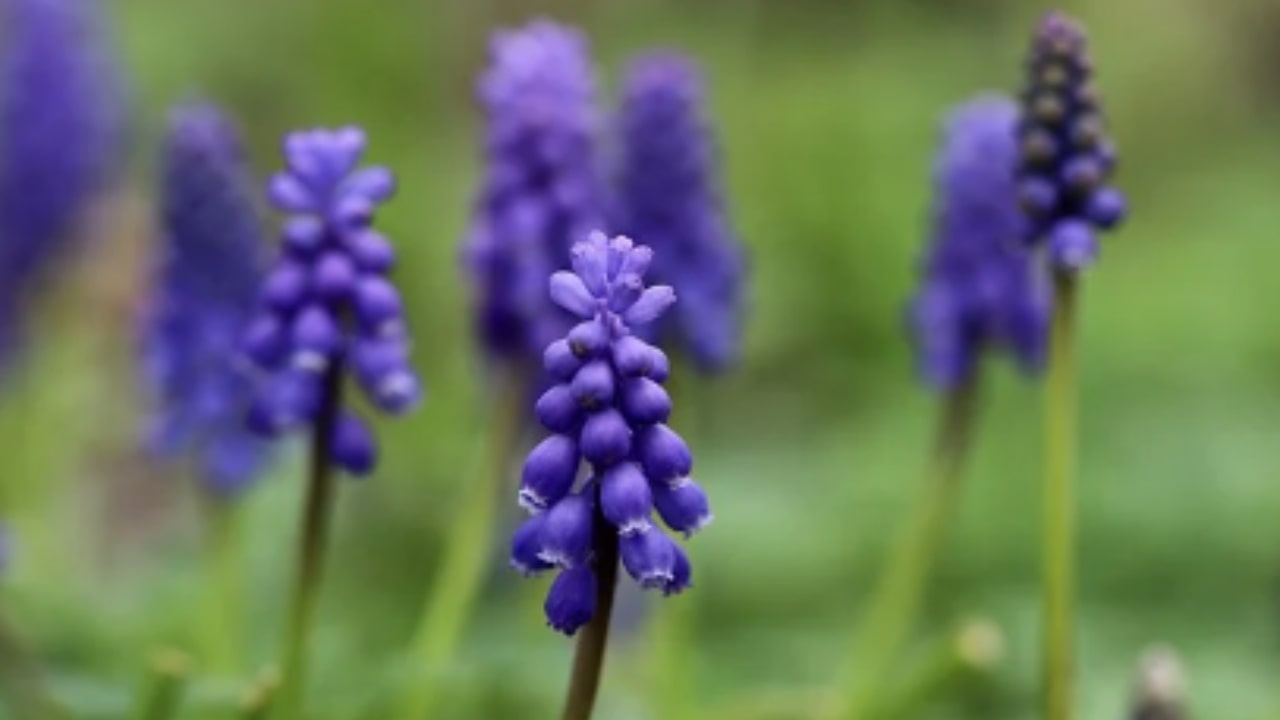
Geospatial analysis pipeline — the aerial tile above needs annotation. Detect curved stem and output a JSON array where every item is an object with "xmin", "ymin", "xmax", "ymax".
[
  {"xmin": 839, "ymin": 377, "xmax": 981, "ymax": 720},
  {"xmin": 1044, "ymin": 273, "xmax": 1079, "ymax": 720},
  {"xmin": 202, "ymin": 496, "xmax": 243, "ymax": 673},
  {"xmin": 394, "ymin": 369, "xmax": 526, "ymax": 720},
  {"xmin": 275, "ymin": 365, "xmax": 343, "ymax": 720},
  {"xmin": 561, "ymin": 510, "xmax": 619, "ymax": 720}
]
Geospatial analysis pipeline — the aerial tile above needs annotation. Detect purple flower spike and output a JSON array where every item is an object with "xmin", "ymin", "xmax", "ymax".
[
  {"xmin": 464, "ymin": 21, "xmax": 605, "ymax": 366},
  {"xmin": 615, "ymin": 53, "xmax": 746, "ymax": 373},
  {"xmin": 1018, "ymin": 12, "xmax": 1126, "ymax": 271},
  {"xmin": 0, "ymin": 0, "xmax": 126, "ymax": 370},
  {"xmin": 908, "ymin": 95, "xmax": 1050, "ymax": 390},
  {"xmin": 242, "ymin": 127, "xmax": 422, "ymax": 475},
  {"xmin": 511, "ymin": 233, "xmax": 710, "ymax": 634},
  {"xmin": 142, "ymin": 103, "xmax": 271, "ymax": 497}
]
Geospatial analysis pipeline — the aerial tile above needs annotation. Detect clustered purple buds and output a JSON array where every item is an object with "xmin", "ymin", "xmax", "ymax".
[
  {"xmin": 0, "ymin": 0, "xmax": 125, "ymax": 367},
  {"xmin": 143, "ymin": 103, "xmax": 271, "ymax": 495},
  {"xmin": 910, "ymin": 96, "xmax": 1048, "ymax": 389},
  {"xmin": 511, "ymin": 232, "xmax": 712, "ymax": 635},
  {"xmin": 242, "ymin": 128, "xmax": 421, "ymax": 475},
  {"xmin": 615, "ymin": 53, "xmax": 745, "ymax": 373},
  {"xmin": 464, "ymin": 21, "xmax": 605, "ymax": 365},
  {"xmin": 1017, "ymin": 12, "xmax": 1125, "ymax": 271}
]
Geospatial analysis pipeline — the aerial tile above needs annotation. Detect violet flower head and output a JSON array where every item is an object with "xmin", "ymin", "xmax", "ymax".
[
  {"xmin": 143, "ymin": 103, "xmax": 272, "ymax": 495},
  {"xmin": 510, "ymin": 232, "xmax": 712, "ymax": 636},
  {"xmin": 242, "ymin": 127, "xmax": 421, "ymax": 476},
  {"xmin": 0, "ymin": 0, "xmax": 125, "ymax": 364},
  {"xmin": 616, "ymin": 53, "xmax": 745, "ymax": 372},
  {"xmin": 464, "ymin": 20, "xmax": 605, "ymax": 365},
  {"xmin": 910, "ymin": 96, "xmax": 1049, "ymax": 389},
  {"xmin": 1017, "ymin": 12, "xmax": 1125, "ymax": 271}
]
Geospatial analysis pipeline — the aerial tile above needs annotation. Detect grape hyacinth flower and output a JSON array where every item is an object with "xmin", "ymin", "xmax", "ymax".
[
  {"xmin": 246, "ymin": 127, "xmax": 420, "ymax": 720},
  {"xmin": 243, "ymin": 127, "xmax": 421, "ymax": 473},
  {"xmin": 1020, "ymin": 13, "xmax": 1125, "ymax": 720},
  {"xmin": 1017, "ymin": 12, "xmax": 1125, "ymax": 271},
  {"xmin": 0, "ymin": 0, "xmax": 125, "ymax": 369},
  {"xmin": 511, "ymin": 232, "xmax": 711, "ymax": 634},
  {"xmin": 143, "ymin": 103, "xmax": 270, "ymax": 496},
  {"xmin": 910, "ymin": 95, "xmax": 1048, "ymax": 389},
  {"xmin": 615, "ymin": 53, "xmax": 745, "ymax": 372},
  {"xmin": 464, "ymin": 21, "xmax": 605, "ymax": 365}
]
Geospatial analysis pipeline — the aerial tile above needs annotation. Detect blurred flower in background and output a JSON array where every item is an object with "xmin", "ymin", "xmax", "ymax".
[
  {"xmin": 909, "ymin": 95, "xmax": 1048, "ymax": 389},
  {"xmin": 140, "ymin": 102, "xmax": 271, "ymax": 496},
  {"xmin": 0, "ymin": 0, "xmax": 126, "ymax": 372},
  {"xmin": 615, "ymin": 52, "xmax": 746, "ymax": 373},
  {"xmin": 464, "ymin": 20, "xmax": 605, "ymax": 367}
]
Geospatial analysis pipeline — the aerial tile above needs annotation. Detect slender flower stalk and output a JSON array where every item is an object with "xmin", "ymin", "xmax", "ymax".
[
  {"xmin": 510, "ymin": 232, "xmax": 710, "ymax": 720},
  {"xmin": 838, "ymin": 96, "xmax": 1047, "ymax": 720},
  {"xmin": 396, "ymin": 22, "xmax": 604, "ymax": 713},
  {"xmin": 0, "ymin": 0, "xmax": 125, "ymax": 370},
  {"xmin": 143, "ymin": 103, "xmax": 270, "ymax": 671},
  {"xmin": 131, "ymin": 650, "xmax": 191, "ymax": 720},
  {"xmin": 1016, "ymin": 14, "xmax": 1125, "ymax": 719},
  {"xmin": 242, "ymin": 128, "xmax": 422, "ymax": 720}
]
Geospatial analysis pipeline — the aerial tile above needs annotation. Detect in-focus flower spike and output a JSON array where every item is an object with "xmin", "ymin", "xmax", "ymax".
[
  {"xmin": 463, "ymin": 20, "xmax": 605, "ymax": 366},
  {"xmin": 0, "ymin": 0, "xmax": 126, "ymax": 369},
  {"xmin": 1017, "ymin": 12, "xmax": 1125, "ymax": 271},
  {"xmin": 243, "ymin": 127, "xmax": 422, "ymax": 473},
  {"xmin": 142, "ymin": 102, "xmax": 271, "ymax": 496},
  {"xmin": 615, "ymin": 53, "xmax": 746, "ymax": 373},
  {"xmin": 510, "ymin": 232, "xmax": 710, "ymax": 636},
  {"xmin": 909, "ymin": 95, "xmax": 1050, "ymax": 390}
]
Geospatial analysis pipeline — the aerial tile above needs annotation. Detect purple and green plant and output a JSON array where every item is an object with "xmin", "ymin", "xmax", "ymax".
[
  {"xmin": 1018, "ymin": 13, "xmax": 1125, "ymax": 720},
  {"xmin": 142, "ymin": 101, "xmax": 270, "ymax": 671},
  {"xmin": 241, "ymin": 126, "xmax": 421, "ymax": 720},
  {"xmin": 397, "ymin": 20, "xmax": 606, "ymax": 720},
  {"xmin": 838, "ymin": 94, "xmax": 1048, "ymax": 720},
  {"xmin": 510, "ymin": 231, "xmax": 710, "ymax": 719}
]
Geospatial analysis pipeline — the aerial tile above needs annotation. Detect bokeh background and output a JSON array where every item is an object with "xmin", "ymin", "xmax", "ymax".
[{"xmin": 2, "ymin": 0, "xmax": 1280, "ymax": 717}]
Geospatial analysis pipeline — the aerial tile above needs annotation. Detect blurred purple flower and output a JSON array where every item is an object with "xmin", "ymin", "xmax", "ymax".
[
  {"xmin": 615, "ymin": 53, "xmax": 745, "ymax": 373},
  {"xmin": 143, "ymin": 102, "xmax": 271, "ymax": 496},
  {"xmin": 243, "ymin": 127, "xmax": 420, "ymax": 475},
  {"xmin": 910, "ymin": 96, "xmax": 1048, "ymax": 389},
  {"xmin": 464, "ymin": 20, "xmax": 605, "ymax": 366},
  {"xmin": 510, "ymin": 232, "xmax": 711, "ymax": 635},
  {"xmin": 0, "ymin": 0, "xmax": 126, "ymax": 366},
  {"xmin": 1017, "ymin": 12, "xmax": 1125, "ymax": 271}
]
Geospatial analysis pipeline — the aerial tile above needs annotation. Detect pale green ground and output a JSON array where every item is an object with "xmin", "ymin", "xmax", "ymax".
[{"xmin": 1, "ymin": 0, "xmax": 1279, "ymax": 717}]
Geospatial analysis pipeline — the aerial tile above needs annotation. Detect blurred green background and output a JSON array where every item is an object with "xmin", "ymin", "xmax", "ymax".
[{"xmin": 2, "ymin": 0, "xmax": 1280, "ymax": 717}]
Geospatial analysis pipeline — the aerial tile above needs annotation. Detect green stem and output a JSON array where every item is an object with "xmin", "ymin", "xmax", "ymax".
[
  {"xmin": 393, "ymin": 369, "xmax": 526, "ymax": 720},
  {"xmin": 1044, "ymin": 273, "xmax": 1079, "ymax": 720},
  {"xmin": 241, "ymin": 670, "xmax": 280, "ymax": 720},
  {"xmin": 561, "ymin": 510, "xmax": 620, "ymax": 720},
  {"xmin": 202, "ymin": 496, "xmax": 243, "ymax": 673},
  {"xmin": 875, "ymin": 618, "xmax": 1003, "ymax": 720},
  {"xmin": 839, "ymin": 377, "xmax": 981, "ymax": 720},
  {"xmin": 275, "ymin": 365, "xmax": 343, "ymax": 720},
  {"xmin": 0, "ymin": 607, "xmax": 65, "ymax": 720},
  {"xmin": 133, "ymin": 649, "xmax": 191, "ymax": 720}
]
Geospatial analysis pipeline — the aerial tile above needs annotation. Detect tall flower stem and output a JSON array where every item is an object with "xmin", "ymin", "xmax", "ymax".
[
  {"xmin": 394, "ymin": 368, "xmax": 526, "ymax": 720},
  {"xmin": 132, "ymin": 649, "xmax": 190, "ymax": 720},
  {"xmin": 276, "ymin": 365, "xmax": 343, "ymax": 720},
  {"xmin": 1043, "ymin": 273, "xmax": 1078, "ymax": 720},
  {"xmin": 201, "ymin": 496, "xmax": 243, "ymax": 673},
  {"xmin": 561, "ymin": 508, "xmax": 620, "ymax": 720},
  {"xmin": 839, "ymin": 376, "xmax": 980, "ymax": 720}
]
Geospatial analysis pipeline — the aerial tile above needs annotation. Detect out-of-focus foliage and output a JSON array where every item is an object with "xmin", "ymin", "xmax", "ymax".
[{"xmin": 0, "ymin": 0, "xmax": 1278, "ymax": 718}]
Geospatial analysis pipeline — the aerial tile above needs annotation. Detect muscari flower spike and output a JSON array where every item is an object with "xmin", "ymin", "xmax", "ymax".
[
  {"xmin": 0, "ymin": 0, "xmax": 125, "ymax": 367},
  {"xmin": 242, "ymin": 127, "xmax": 421, "ymax": 476},
  {"xmin": 464, "ymin": 20, "xmax": 605, "ymax": 365},
  {"xmin": 910, "ymin": 95, "xmax": 1049, "ymax": 389},
  {"xmin": 615, "ymin": 52, "xmax": 745, "ymax": 373},
  {"xmin": 143, "ymin": 102, "xmax": 272, "ymax": 495},
  {"xmin": 1017, "ymin": 11, "xmax": 1125, "ymax": 271},
  {"xmin": 510, "ymin": 232, "xmax": 712, "ymax": 636}
]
